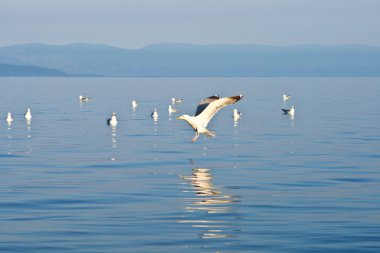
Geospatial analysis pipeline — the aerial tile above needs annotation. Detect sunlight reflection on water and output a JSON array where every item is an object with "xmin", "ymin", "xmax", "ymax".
[{"xmin": 0, "ymin": 77, "xmax": 379, "ymax": 253}]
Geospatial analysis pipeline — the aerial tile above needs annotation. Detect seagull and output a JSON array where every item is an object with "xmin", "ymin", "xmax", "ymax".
[
  {"xmin": 282, "ymin": 106, "xmax": 295, "ymax": 116},
  {"xmin": 171, "ymin": 98, "xmax": 183, "ymax": 104},
  {"xmin": 107, "ymin": 112, "xmax": 117, "ymax": 126},
  {"xmin": 177, "ymin": 94, "xmax": 243, "ymax": 142},
  {"xmin": 233, "ymin": 109, "xmax": 242, "ymax": 120},
  {"xmin": 151, "ymin": 109, "xmax": 159, "ymax": 120},
  {"xmin": 25, "ymin": 108, "xmax": 32, "ymax": 121},
  {"xmin": 283, "ymin": 94, "xmax": 291, "ymax": 101},
  {"xmin": 79, "ymin": 95, "xmax": 91, "ymax": 102},
  {"xmin": 131, "ymin": 100, "xmax": 138, "ymax": 109},
  {"xmin": 168, "ymin": 104, "xmax": 177, "ymax": 114},
  {"xmin": 5, "ymin": 112, "xmax": 13, "ymax": 123}
]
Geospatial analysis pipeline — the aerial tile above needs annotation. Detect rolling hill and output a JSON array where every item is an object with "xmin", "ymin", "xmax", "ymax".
[{"xmin": 0, "ymin": 42, "xmax": 379, "ymax": 77}]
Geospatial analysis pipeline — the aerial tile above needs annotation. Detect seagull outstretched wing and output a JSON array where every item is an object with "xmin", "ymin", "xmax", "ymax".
[
  {"xmin": 194, "ymin": 95, "xmax": 220, "ymax": 117},
  {"xmin": 196, "ymin": 95, "xmax": 243, "ymax": 127}
]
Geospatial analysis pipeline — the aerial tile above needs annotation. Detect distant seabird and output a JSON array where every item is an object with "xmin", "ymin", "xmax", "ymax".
[
  {"xmin": 233, "ymin": 109, "xmax": 242, "ymax": 120},
  {"xmin": 107, "ymin": 112, "xmax": 117, "ymax": 126},
  {"xmin": 5, "ymin": 112, "xmax": 13, "ymax": 123},
  {"xmin": 282, "ymin": 106, "xmax": 295, "ymax": 116},
  {"xmin": 171, "ymin": 98, "xmax": 183, "ymax": 104},
  {"xmin": 131, "ymin": 100, "xmax": 138, "ymax": 109},
  {"xmin": 177, "ymin": 94, "xmax": 243, "ymax": 142},
  {"xmin": 283, "ymin": 94, "xmax": 291, "ymax": 101},
  {"xmin": 25, "ymin": 108, "xmax": 32, "ymax": 121},
  {"xmin": 168, "ymin": 104, "xmax": 177, "ymax": 114},
  {"xmin": 79, "ymin": 95, "xmax": 91, "ymax": 102},
  {"xmin": 151, "ymin": 109, "xmax": 159, "ymax": 119}
]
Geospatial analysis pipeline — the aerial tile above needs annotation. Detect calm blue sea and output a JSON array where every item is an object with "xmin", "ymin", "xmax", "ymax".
[{"xmin": 0, "ymin": 77, "xmax": 379, "ymax": 252}]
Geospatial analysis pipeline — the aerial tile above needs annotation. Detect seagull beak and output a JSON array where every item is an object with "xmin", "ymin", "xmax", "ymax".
[{"xmin": 176, "ymin": 116, "xmax": 183, "ymax": 120}]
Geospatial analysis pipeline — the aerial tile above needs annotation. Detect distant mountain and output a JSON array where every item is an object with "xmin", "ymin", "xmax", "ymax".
[
  {"xmin": 0, "ymin": 42, "xmax": 379, "ymax": 77},
  {"xmin": 0, "ymin": 63, "xmax": 69, "ymax": 76}
]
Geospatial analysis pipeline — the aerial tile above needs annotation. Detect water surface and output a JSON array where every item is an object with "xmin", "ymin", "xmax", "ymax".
[{"xmin": 0, "ymin": 77, "xmax": 379, "ymax": 252}]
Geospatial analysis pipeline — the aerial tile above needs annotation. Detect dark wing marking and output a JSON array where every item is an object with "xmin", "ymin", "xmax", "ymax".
[
  {"xmin": 197, "ymin": 95, "xmax": 243, "ymax": 127},
  {"xmin": 194, "ymin": 95, "xmax": 220, "ymax": 116}
]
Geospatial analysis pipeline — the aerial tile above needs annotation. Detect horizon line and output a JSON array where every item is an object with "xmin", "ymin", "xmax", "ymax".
[{"xmin": 1, "ymin": 41, "xmax": 380, "ymax": 50}]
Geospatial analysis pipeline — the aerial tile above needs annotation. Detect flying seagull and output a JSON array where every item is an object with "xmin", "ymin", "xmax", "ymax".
[
  {"xmin": 177, "ymin": 94, "xmax": 243, "ymax": 142},
  {"xmin": 282, "ymin": 106, "xmax": 295, "ymax": 116}
]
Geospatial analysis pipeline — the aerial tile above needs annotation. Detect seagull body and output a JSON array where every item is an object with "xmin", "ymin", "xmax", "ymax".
[
  {"xmin": 168, "ymin": 104, "xmax": 177, "ymax": 113},
  {"xmin": 25, "ymin": 108, "xmax": 32, "ymax": 121},
  {"xmin": 131, "ymin": 100, "xmax": 138, "ymax": 109},
  {"xmin": 171, "ymin": 98, "xmax": 183, "ymax": 104},
  {"xmin": 177, "ymin": 94, "xmax": 243, "ymax": 142},
  {"xmin": 283, "ymin": 94, "xmax": 291, "ymax": 101},
  {"xmin": 233, "ymin": 109, "xmax": 242, "ymax": 120},
  {"xmin": 151, "ymin": 109, "xmax": 159, "ymax": 119},
  {"xmin": 107, "ymin": 112, "xmax": 118, "ymax": 126},
  {"xmin": 282, "ymin": 106, "xmax": 295, "ymax": 116},
  {"xmin": 6, "ymin": 112, "xmax": 13, "ymax": 123},
  {"xmin": 79, "ymin": 95, "xmax": 91, "ymax": 102}
]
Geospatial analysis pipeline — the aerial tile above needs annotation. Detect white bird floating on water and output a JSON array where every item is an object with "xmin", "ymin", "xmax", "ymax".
[
  {"xmin": 282, "ymin": 106, "xmax": 295, "ymax": 116},
  {"xmin": 131, "ymin": 100, "xmax": 139, "ymax": 109},
  {"xmin": 168, "ymin": 104, "xmax": 177, "ymax": 114},
  {"xmin": 79, "ymin": 95, "xmax": 92, "ymax": 102},
  {"xmin": 283, "ymin": 94, "xmax": 291, "ymax": 101},
  {"xmin": 107, "ymin": 112, "xmax": 118, "ymax": 126},
  {"xmin": 25, "ymin": 108, "xmax": 32, "ymax": 121},
  {"xmin": 6, "ymin": 112, "xmax": 13, "ymax": 123},
  {"xmin": 151, "ymin": 109, "xmax": 159, "ymax": 120},
  {"xmin": 177, "ymin": 94, "xmax": 244, "ymax": 142},
  {"xmin": 171, "ymin": 98, "xmax": 183, "ymax": 104},
  {"xmin": 233, "ymin": 109, "xmax": 242, "ymax": 120}
]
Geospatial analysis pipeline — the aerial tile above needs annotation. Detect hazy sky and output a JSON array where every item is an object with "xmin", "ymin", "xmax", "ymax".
[{"xmin": 1, "ymin": 0, "xmax": 379, "ymax": 48}]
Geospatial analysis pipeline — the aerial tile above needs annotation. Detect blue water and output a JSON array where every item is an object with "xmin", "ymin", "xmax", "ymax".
[{"xmin": 0, "ymin": 77, "xmax": 379, "ymax": 252}]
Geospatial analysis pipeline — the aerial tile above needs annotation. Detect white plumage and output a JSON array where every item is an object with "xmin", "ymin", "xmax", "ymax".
[
  {"xmin": 79, "ymin": 95, "xmax": 91, "ymax": 102},
  {"xmin": 171, "ymin": 98, "xmax": 183, "ymax": 104},
  {"xmin": 131, "ymin": 100, "xmax": 138, "ymax": 109},
  {"xmin": 151, "ymin": 109, "xmax": 159, "ymax": 119},
  {"xmin": 168, "ymin": 104, "xmax": 177, "ymax": 114},
  {"xmin": 282, "ymin": 106, "xmax": 295, "ymax": 116},
  {"xmin": 25, "ymin": 108, "xmax": 32, "ymax": 121},
  {"xmin": 233, "ymin": 109, "xmax": 242, "ymax": 120},
  {"xmin": 283, "ymin": 94, "xmax": 291, "ymax": 101},
  {"xmin": 6, "ymin": 112, "xmax": 13, "ymax": 123},
  {"xmin": 107, "ymin": 112, "xmax": 118, "ymax": 126},
  {"xmin": 177, "ymin": 94, "xmax": 243, "ymax": 142}
]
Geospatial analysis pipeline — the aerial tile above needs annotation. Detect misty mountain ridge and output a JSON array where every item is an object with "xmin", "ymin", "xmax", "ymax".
[{"xmin": 0, "ymin": 42, "xmax": 379, "ymax": 77}]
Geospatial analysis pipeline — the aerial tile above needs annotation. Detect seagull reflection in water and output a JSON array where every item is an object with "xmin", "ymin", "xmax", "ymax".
[
  {"xmin": 179, "ymin": 168, "xmax": 241, "ymax": 239},
  {"xmin": 109, "ymin": 124, "xmax": 117, "ymax": 161}
]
